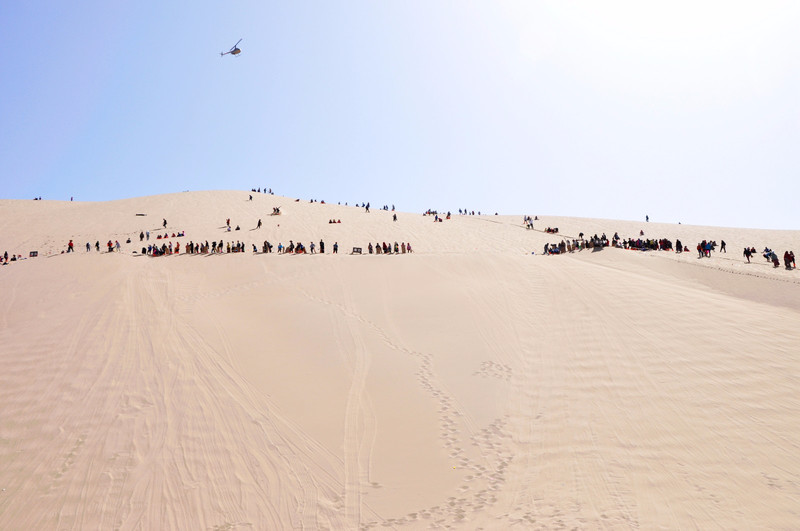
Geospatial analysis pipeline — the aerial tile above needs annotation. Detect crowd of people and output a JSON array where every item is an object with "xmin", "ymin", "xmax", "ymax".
[
  {"xmin": 544, "ymin": 234, "xmax": 609, "ymax": 254},
  {"xmin": 366, "ymin": 242, "xmax": 413, "ymax": 254},
  {"xmin": 759, "ymin": 248, "xmax": 796, "ymax": 269},
  {"xmin": 539, "ymin": 227, "xmax": 798, "ymax": 272},
  {"xmin": 0, "ymin": 251, "xmax": 22, "ymax": 264},
  {"xmin": 7, "ymin": 196, "xmax": 800, "ymax": 276},
  {"xmin": 620, "ymin": 237, "xmax": 675, "ymax": 251}
]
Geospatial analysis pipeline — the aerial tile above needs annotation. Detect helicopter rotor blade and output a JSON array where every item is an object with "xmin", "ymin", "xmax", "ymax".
[{"xmin": 234, "ymin": 38, "xmax": 242, "ymax": 47}]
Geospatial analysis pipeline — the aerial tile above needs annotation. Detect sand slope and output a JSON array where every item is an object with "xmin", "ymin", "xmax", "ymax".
[{"xmin": 1, "ymin": 192, "xmax": 799, "ymax": 529}]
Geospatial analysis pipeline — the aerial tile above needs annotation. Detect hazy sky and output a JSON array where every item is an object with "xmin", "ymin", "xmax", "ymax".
[{"xmin": 2, "ymin": 1, "xmax": 798, "ymax": 228}]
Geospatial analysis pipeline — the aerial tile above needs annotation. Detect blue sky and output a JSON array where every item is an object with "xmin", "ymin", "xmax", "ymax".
[{"xmin": 2, "ymin": 1, "xmax": 798, "ymax": 228}]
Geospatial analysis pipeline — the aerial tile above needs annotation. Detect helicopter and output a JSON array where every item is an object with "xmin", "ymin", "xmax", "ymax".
[{"xmin": 220, "ymin": 39, "xmax": 242, "ymax": 57}]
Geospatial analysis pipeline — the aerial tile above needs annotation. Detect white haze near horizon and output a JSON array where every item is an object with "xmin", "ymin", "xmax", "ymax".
[{"xmin": 1, "ymin": 1, "xmax": 798, "ymax": 229}]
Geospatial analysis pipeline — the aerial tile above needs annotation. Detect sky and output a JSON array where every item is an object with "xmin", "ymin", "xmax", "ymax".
[{"xmin": 1, "ymin": 1, "xmax": 799, "ymax": 229}]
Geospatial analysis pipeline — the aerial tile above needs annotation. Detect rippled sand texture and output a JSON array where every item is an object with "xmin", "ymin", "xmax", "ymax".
[{"xmin": 1, "ymin": 192, "xmax": 799, "ymax": 529}]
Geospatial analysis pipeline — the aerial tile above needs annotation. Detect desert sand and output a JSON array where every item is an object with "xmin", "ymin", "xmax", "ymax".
[{"xmin": 1, "ymin": 191, "xmax": 799, "ymax": 529}]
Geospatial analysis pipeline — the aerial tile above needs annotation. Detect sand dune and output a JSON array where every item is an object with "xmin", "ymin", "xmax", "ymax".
[{"xmin": 1, "ymin": 191, "xmax": 799, "ymax": 529}]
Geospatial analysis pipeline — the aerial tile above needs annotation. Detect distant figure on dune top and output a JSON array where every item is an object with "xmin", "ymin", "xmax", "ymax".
[{"xmin": 163, "ymin": 218, "xmax": 167, "ymax": 228}]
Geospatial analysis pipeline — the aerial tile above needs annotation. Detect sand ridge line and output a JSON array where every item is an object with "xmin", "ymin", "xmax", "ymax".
[{"xmin": 638, "ymin": 247, "xmax": 800, "ymax": 285}]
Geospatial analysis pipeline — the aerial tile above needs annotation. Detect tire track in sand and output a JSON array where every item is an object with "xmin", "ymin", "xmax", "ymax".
[{"xmin": 327, "ymin": 268, "xmax": 378, "ymax": 528}]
